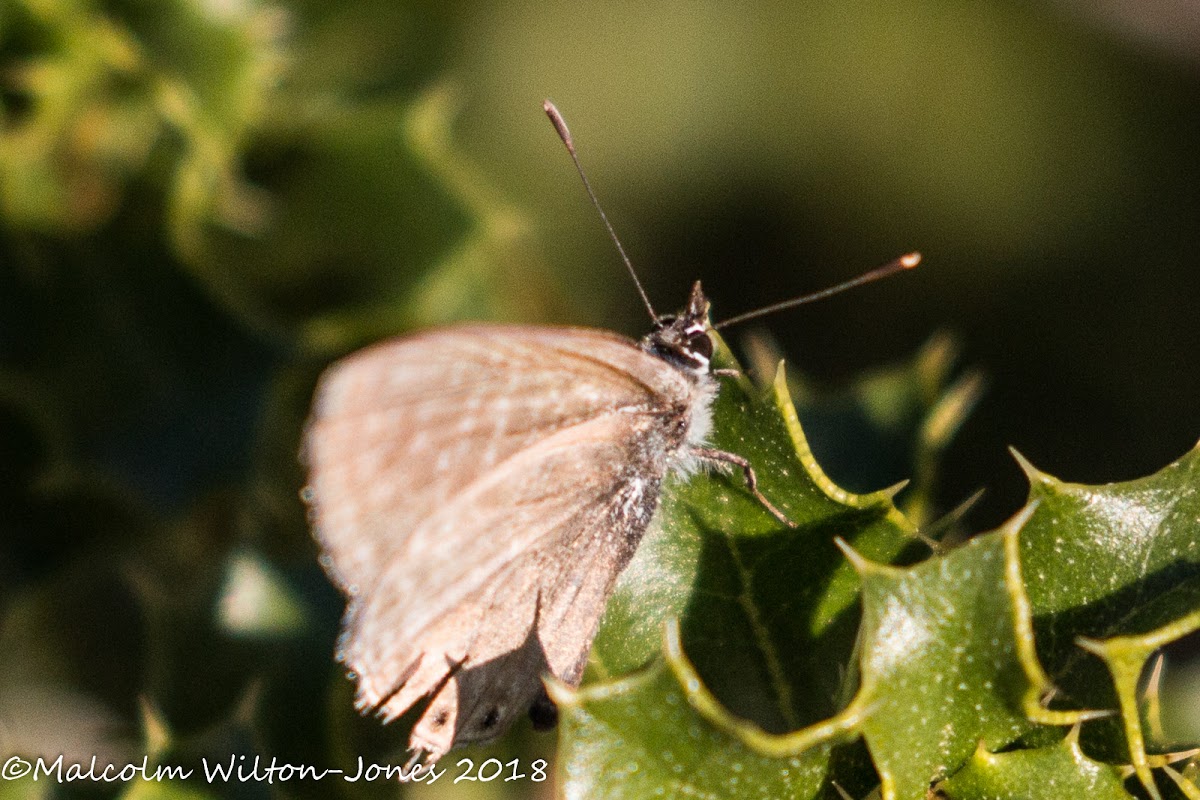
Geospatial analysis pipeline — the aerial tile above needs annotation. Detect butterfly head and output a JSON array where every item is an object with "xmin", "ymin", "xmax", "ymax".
[{"xmin": 642, "ymin": 281, "xmax": 714, "ymax": 374}]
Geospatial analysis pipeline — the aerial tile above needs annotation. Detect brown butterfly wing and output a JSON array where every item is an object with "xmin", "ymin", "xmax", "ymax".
[
  {"xmin": 306, "ymin": 325, "xmax": 681, "ymax": 591},
  {"xmin": 370, "ymin": 411, "xmax": 676, "ymax": 758},
  {"xmin": 303, "ymin": 324, "xmax": 700, "ymax": 757}
]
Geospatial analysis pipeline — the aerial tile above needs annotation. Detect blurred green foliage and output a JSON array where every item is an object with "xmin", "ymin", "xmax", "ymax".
[{"xmin": 2, "ymin": 0, "xmax": 1199, "ymax": 798}]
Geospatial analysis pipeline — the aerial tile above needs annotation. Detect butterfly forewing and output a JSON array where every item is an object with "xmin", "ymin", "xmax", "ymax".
[
  {"xmin": 304, "ymin": 324, "xmax": 709, "ymax": 757},
  {"xmin": 307, "ymin": 325, "xmax": 686, "ymax": 590}
]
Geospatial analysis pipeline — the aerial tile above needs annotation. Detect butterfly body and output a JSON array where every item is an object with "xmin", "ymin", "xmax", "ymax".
[{"xmin": 304, "ymin": 283, "xmax": 718, "ymax": 760}]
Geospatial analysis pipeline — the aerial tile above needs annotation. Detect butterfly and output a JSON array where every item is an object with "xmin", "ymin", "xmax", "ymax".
[{"xmin": 302, "ymin": 100, "xmax": 918, "ymax": 764}]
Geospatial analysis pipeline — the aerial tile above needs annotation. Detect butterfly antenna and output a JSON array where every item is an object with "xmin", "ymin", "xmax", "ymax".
[
  {"xmin": 713, "ymin": 252, "xmax": 921, "ymax": 330},
  {"xmin": 544, "ymin": 99, "xmax": 658, "ymax": 322}
]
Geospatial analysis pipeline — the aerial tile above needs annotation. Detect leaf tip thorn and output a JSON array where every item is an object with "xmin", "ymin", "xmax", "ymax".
[
  {"xmin": 834, "ymin": 537, "xmax": 872, "ymax": 573},
  {"xmin": 1009, "ymin": 447, "xmax": 1054, "ymax": 486},
  {"xmin": 543, "ymin": 674, "xmax": 577, "ymax": 707}
]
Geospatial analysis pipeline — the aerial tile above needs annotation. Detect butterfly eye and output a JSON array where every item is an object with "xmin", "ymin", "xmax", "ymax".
[{"xmin": 687, "ymin": 331, "xmax": 713, "ymax": 362}]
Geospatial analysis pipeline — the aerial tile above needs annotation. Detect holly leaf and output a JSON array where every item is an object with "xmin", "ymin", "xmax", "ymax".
[
  {"xmin": 937, "ymin": 731, "xmax": 1132, "ymax": 800},
  {"xmin": 556, "ymin": 657, "xmax": 832, "ymax": 800},
  {"xmin": 849, "ymin": 515, "xmax": 1037, "ymax": 799},
  {"xmin": 560, "ymin": 332, "xmax": 1200, "ymax": 800},
  {"xmin": 563, "ymin": 337, "xmax": 931, "ymax": 798},
  {"xmin": 1015, "ymin": 446, "xmax": 1200, "ymax": 681},
  {"xmin": 590, "ymin": 337, "xmax": 918, "ymax": 727}
]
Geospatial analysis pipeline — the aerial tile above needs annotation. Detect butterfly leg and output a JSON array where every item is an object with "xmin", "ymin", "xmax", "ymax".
[{"xmin": 690, "ymin": 447, "xmax": 797, "ymax": 528}]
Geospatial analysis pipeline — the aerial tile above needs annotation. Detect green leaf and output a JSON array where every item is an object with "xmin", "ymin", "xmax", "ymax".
[
  {"xmin": 556, "ymin": 657, "xmax": 832, "ymax": 800},
  {"xmin": 1010, "ymin": 448, "xmax": 1200, "ymax": 772},
  {"xmin": 0, "ymin": 0, "xmax": 278, "ymax": 232},
  {"xmin": 177, "ymin": 91, "xmax": 468, "ymax": 347},
  {"xmin": 181, "ymin": 82, "xmax": 547, "ymax": 352},
  {"xmin": 1077, "ymin": 610, "xmax": 1200, "ymax": 797},
  {"xmin": 850, "ymin": 515, "xmax": 1035, "ymax": 799},
  {"xmin": 566, "ymin": 338, "xmax": 927, "ymax": 796},
  {"xmin": 937, "ymin": 731, "xmax": 1132, "ymax": 800},
  {"xmin": 592, "ymin": 338, "xmax": 917, "ymax": 727},
  {"xmin": 749, "ymin": 331, "xmax": 983, "ymax": 523},
  {"xmin": 1, "ymin": 3, "xmax": 540, "ymax": 352},
  {"xmin": 1014, "ymin": 447, "xmax": 1200, "ymax": 664},
  {"xmin": 1016, "ymin": 445, "xmax": 1200, "ymax": 628},
  {"xmin": 564, "ymin": 328, "xmax": 1200, "ymax": 800}
]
